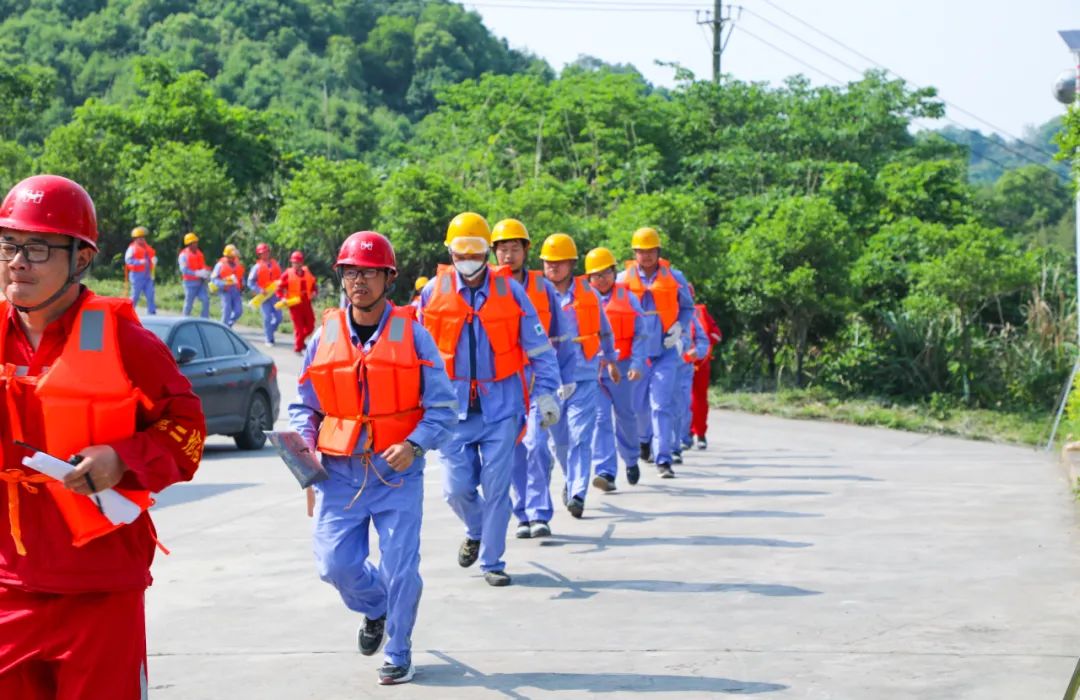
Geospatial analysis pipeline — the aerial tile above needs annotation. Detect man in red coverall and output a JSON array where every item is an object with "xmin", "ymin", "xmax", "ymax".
[
  {"xmin": 278, "ymin": 250, "xmax": 317, "ymax": 354},
  {"xmin": 0, "ymin": 175, "xmax": 206, "ymax": 700},
  {"xmin": 690, "ymin": 301, "xmax": 722, "ymax": 450}
]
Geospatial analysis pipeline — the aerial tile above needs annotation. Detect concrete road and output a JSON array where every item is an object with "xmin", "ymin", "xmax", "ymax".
[{"xmin": 145, "ymin": 330, "xmax": 1080, "ymax": 699}]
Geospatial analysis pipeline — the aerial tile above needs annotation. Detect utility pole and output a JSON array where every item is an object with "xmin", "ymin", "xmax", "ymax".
[{"xmin": 697, "ymin": 3, "xmax": 736, "ymax": 84}]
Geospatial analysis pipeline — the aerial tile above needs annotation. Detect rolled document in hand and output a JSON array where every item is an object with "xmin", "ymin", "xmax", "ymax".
[
  {"xmin": 21, "ymin": 452, "xmax": 142, "ymax": 525},
  {"xmin": 266, "ymin": 430, "xmax": 329, "ymax": 488}
]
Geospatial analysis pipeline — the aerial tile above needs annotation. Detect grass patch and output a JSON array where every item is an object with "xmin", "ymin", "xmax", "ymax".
[
  {"xmin": 710, "ymin": 387, "xmax": 1053, "ymax": 447},
  {"xmin": 85, "ymin": 276, "xmax": 340, "ymax": 335}
]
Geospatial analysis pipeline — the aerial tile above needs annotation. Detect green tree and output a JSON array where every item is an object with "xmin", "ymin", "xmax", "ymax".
[
  {"xmin": 269, "ymin": 156, "xmax": 379, "ymax": 277},
  {"xmin": 126, "ymin": 141, "xmax": 237, "ymax": 264}
]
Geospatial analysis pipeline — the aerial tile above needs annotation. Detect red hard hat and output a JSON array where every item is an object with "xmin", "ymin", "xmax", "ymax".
[
  {"xmin": 335, "ymin": 231, "xmax": 396, "ymax": 272},
  {"xmin": 290, "ymin": 251, "xmax": 304, "ymax": 263},
  {"xmin": 0, "ymin": 175, "xmax": 98, "ymax": 250},
  {"xmin": 255, "ymin": 242, "xmax": 270, "ymax": 255}
]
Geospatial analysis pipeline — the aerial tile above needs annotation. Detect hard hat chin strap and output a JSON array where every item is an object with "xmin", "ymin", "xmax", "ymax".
[{"xmin": 12, "ymin": 239, "xmax": 88, "ymax": 314}]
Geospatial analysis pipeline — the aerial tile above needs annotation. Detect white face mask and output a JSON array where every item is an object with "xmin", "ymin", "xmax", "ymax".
[{"xmin": 454, "ymin": 259, "xmax": 485, "ymax": 279}]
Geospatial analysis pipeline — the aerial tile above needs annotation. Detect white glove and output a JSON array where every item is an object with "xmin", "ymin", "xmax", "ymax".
[
  {"xmin": 536, "ymin": 394, "xmax": 561, "ymax": 428},
  {"xmin": 662, "ymin": 323, "xmax": 683, "ymax": 349},
  {"xmin": 151, "ymin": 256, "xmax": 158, "ymax": 266},
  {"xmin": 556, "ymin": 382, "xmax": 577, "ymax": 402},
  {"xmin": 196, "ymin": 269, "xmax": 211, "ymax": 279}
]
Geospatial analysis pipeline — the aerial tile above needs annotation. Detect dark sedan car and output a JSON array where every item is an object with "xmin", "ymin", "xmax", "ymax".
[{"xmin": 141, "ymin": 316, "xmax": 281, "ymax": 450}]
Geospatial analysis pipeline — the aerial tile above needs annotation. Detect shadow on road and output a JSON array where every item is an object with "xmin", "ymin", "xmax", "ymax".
[
  {"xmin": 537, "ymin": 524, "xmax": 812, "ymax": 554},
  {"xmin": 596, "ymin": 502, "xmax": 824, "ymax": 524},
  {"xmin": 641, "ymin": 484, "xmax": 829, "ymax": 499},
  {"xmin": 676, "ymin": 471, "xmax": 880, "ymax": 482},
  {"xmin": 418, "ymin": 651, "xmax": 788, "ymax": 696},
  {"xmin": 514, "ymin": 561, "xmax": 821, "ymax": 600},
  {"xmin": 152, "ymin": 482, "xmax": 259, "ymax": 509}
]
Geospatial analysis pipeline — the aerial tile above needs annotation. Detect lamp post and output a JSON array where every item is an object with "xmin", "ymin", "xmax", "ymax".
[{"xmin": 1045, "ymin": 31, "xmax": 1080, "ymax": 451}]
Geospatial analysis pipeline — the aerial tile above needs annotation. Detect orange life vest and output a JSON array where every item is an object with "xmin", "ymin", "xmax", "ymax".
[
  {"xmin": 284, "ymin": 266, "xmax": 316, "ymax": 300},
  {"xmin": 255, "ymin": 260, "xmax": 282, "ymax": 290},
  {"xmin": 624, "ymin": 259, "xmax": 680, "ymax": 333},
  {"xmin": 602, "ymin": 283, "xmax": 638, "ymax": 362},
  {"xmin": 422, "ymin": 265, "xmax": 527, "ymax": 382},
  {"xmin": 179, "ymin": 248, "xmax": 207, "ymax": 282},
  {"xmin": 0, "ymin": 296, "xmax": 154, "ymax": 550},
  {"xmin": 302, "ymin": 305, "xmax": 425, "ymax": 456},
  {"xmin": 125, "ymin": 243, "xmax": 155, "ymax": 274},
  {"xmin": 233, "ymin": 261, "xmax": 245, "ymax": 290},
  {"xmin": 216, "ymin": 258, "xmax": 238, "ymax": 288},
  {"xmin": 568, "ymin": 276, "xmax": 601, "ymax": 360},
  {"xmin": 523, "ymin": 270, "xmax": 553, "ymax": 334}
]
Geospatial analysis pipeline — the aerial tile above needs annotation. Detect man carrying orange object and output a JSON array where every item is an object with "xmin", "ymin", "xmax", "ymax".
[
  {"xmin": 278, "ymin": 250, "xmax": 317, "ymax": 354},
  {"xmin": 0, "ymin": 175, "xmax": 205, "ymax": 699}
]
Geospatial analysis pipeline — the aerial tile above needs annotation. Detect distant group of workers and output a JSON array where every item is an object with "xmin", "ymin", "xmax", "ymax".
[
  {"xmin": 124, "ymin": 228, "xmax": 318, "ymax": 353},
  {"xmin": 287, "ymin": 213, "xmax": 721, "ymax": 685}
]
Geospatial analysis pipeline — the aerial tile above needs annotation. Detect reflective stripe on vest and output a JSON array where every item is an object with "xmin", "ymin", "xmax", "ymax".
[
  {"xmin": 305, "ymin": 306, "xmax": 424, "ymax": 456},
  {"xmin": 571, "ymin": 276, "xmax": 601, "ymax": 360},
  {"xmin": 526, "ymin": 271, "xmax": 553, "ymax": 334},
  {"xmin": 0, "ymin": 296, "xmax": 154, "ymax": 550},
  {"xmin": 625, "ymin": 259, "xmax": 679, "ymax": 332},
  {"xmin": 603, "ymin": 284, "xmax": 638, "ymax": 362},
  {"xmin": 422, "ymin": 264, "xmax": 527, "ymax": 382}
]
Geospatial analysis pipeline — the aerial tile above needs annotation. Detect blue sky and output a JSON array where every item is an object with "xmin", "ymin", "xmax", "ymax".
[{"xmin": 467, "ymin": 0, "xmax": 1078, "ymax": 140}]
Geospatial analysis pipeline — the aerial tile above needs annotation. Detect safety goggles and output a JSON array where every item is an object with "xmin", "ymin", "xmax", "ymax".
[{"xmin": 448, "ymin": 236, "xmax": 490, "ymax": 256}]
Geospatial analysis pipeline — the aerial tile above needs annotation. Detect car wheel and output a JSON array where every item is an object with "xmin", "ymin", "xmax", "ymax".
[{"xmin": 234, "ymin": 391, "xmax": 270, "ymax": 450}]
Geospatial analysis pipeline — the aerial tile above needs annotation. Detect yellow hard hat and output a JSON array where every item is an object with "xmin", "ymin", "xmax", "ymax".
[
  {"xmin": 540, "ymin": 233, "xmax": 578, "ymax": 262},
  {"xmin": 223, "ymin": 244, "xmax": 239, "ymax": 257},
  {"xmin": 585, "ymin": 247, "xmax": 618, "ymax": 275},
  {"xmin": 131, "ymin": 226, "xmax": 147, "ymax": 239},
  {"xmin": 414, "ymin": 276, "xmax": 429, "ymax": 292},
  {"xmin": 491, "ymin": 218, "xmax": 530, "ymax": 244},
  {"xmin": 183, "ymin": 232, "xmax": 199, "ymax": 246},
  {"xmin": 444, "ymin": 212, "xmax": 491, "ymax": 255},
  {"xmin": 631, "ymin": 227, "xmax": 661, "ymax": 250}
]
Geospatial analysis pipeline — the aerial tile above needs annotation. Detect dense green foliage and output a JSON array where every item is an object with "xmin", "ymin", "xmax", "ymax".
[{"xmin": 0, "ymin": 0, "xmax": 1075, "ymax": 415}]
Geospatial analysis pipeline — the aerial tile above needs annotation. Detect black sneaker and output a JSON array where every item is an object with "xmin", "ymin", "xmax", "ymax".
[
  {"xmin": 657, "ymin": 462, "xmax": 675, "ymax": 479},
  {"xmin": 378, "ymin": 662, "xmax": 415, "ymax": 685},
  {"xmin": 681, "ymin": 437, "xmax": 694, "ymax": 450},
  {"xmin": 515, "ymin": 522, "xmax": 532, "ymax": 539},
  {"xmin": 672, "ymin": 451, "xmax": 683, "ymax": 465},
  {"xmin": 458, "ymin": 538, "xmax": 480, "ymax": 568},
  {"xmin": 639, "ymin": 442, "xmax": 653, "ymax": 463},
  {"xmin": 529, "ymin": 520, "xmax": 551, "ymax": 538},
  {"xmin": 357, "ymin": 615, "xmax": 385, "ymax": 656},
  {"xmin": 626, "ymin": 464, "xmax": 640, "ymax": 485},
  {"xmin": 567, "ymin": 496, "xmax": 585, "ymax": 519},
  {"xmin": 695, "ymin": 435, "xmax": 707, "ymax": 450},
  {"xmin": 592, "ymin": 473, "xmax": 616, "ymax": 493},
  {"xmin": 484, "ymin": 570, "xmax": 512, "ymax": 586}
]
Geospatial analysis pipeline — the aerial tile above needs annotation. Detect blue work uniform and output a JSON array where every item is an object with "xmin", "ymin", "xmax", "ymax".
[
  {"xmin": 125, "ymin": 242, "xmax": 156, "ymax": 315},
  {"xmin": 289, "ymin": 303, "xmax": 458, "ymax": 670},
  {"xmin": 675, "ymin": 313, "xmax": 710, "ymax": 452},
  {"xmin": 509, "ymin": 271, "xmax": 576, "ymax": 526},
  {"xmin": 247, "ymin": 261, "xmax": 283, "ymax": 344},
  {"xmin": 616, "ymin": 263, "xmax": 695, "ymax": 466},
  {"xmin": 592, "ymin": 286, "xmax": 650, "ymax": 482},
  {"xmin": 211, "ymin": 259, "xmax": 243, "ymax": 328},
  {"xmin": 178, "ymin": 249, "xmax": 210, "ymax": 318},
  {"xmin": 549, "ymin": 280, "xmax": 617, "ymax": 507},
  {"xmin": 418, "ymin": 268, "xmax": 560, "ymax": 573}
]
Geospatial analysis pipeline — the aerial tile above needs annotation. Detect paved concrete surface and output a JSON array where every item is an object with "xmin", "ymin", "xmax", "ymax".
[{"xmin": 145, "ymin": 330, "xmax": 1080, "ymax": 699}]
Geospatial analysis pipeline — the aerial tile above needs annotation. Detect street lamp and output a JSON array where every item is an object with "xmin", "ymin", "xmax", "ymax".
[{"xmin": 1046, "ymin": 31, "xmax": 1080, "ymax": 450}]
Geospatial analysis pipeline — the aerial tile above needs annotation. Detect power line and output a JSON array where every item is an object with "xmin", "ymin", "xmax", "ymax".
[
  {"xmin": 734, "ymin": 21, "xmax": 1058, "ymax": 181},
  {"xmin": 463, "ymin": 1, "xmax": 708, "ymax": 12},
  {"xmin": 756, "ymin": 0, "xmax": 1060, "ymax": 162}
]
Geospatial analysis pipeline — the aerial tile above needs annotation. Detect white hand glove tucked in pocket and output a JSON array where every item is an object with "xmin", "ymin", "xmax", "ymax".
[
  {"xmin": 662, "ymin": 323, "xmax": 683, "ymax": 349},
  {"xmin": 556, "ymin": 382, "xmax": 577, "ymax": 402}
]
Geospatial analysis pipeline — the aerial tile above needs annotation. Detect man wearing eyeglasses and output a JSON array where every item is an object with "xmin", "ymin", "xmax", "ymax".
[
  {"xmin": 289, "ymin": 231, "xmax": 456, "ymax": 686},
  {"xmin": 417, "ymin": 212, "xmax": 561, "ymax": 588},
  {"xmin": 0, "ymin": 175, "xmax": 205, "ymax": 699}
]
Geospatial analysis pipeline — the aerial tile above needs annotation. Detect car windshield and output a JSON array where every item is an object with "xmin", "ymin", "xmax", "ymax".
[{"xmin": 141, "ymin": 321, "xmax": 170, "ymax": 344}]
